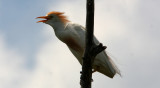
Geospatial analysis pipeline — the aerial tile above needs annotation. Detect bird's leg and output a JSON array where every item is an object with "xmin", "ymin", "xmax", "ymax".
[{"xmin": 91, "ymin": 67, "xmax": 99, "ymax": 82}]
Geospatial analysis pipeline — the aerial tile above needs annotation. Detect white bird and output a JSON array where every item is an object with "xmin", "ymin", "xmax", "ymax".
[{"xmin": 36, "ymin": 11, "xmax": 120, "ymax": 78}]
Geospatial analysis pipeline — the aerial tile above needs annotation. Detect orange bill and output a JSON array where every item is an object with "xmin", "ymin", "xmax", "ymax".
[{"xmin": 36, "ymin": 16, "xmax": 49, "ymax": 23}]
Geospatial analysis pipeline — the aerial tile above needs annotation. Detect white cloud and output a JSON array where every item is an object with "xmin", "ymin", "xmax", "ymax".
[
  {"xmin": 24, "ymin": 39, "xmax": 81, "ymax": 88},
  {"xmin": 0, "ymin": 33, "xmax": 30, "ymax": 88}
]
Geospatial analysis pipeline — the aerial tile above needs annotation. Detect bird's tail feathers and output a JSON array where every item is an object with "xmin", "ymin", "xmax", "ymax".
[{"xmin": 107, "ymin": 55, "xmax": 121, "ymax": 76}]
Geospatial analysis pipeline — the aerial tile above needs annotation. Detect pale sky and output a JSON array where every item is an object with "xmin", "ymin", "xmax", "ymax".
[{"xmin": 0, "ymin": 0, "xmax": 160, "ymax": 88}]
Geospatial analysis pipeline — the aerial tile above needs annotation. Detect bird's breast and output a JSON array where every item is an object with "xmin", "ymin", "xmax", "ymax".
[{"xmin": 64, "ymin": 37, "xmax": 84, "ymax": 53}]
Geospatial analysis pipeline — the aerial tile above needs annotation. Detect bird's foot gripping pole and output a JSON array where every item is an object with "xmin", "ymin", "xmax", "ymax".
[{"xmin": 91, "ymin": 43, "xmax": 107, "ymax": 57}]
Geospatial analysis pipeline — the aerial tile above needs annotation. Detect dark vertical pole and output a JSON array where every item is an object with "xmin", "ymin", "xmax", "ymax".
[
  {"xmin": 80, "ymin": 0, "xmax": 106, "ymax": 88},
  {"xmin": 86, "ymin": 0, "xmax": 94, "ymax": 46},
  {"xmin": 80, "ymin": 0, "xmax": 94, "ymax": 88}
]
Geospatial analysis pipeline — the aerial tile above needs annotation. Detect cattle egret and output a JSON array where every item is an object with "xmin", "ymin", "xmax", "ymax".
[{"xmin": 36, "ymin": 11, "xmax": 120, "ymax": 78}]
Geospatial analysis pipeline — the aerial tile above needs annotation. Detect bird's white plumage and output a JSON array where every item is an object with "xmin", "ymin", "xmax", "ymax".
[
  {"xmin": 62, "ymin": 23, "xmax": 120, "ymax": 78},
  {"xmin": 36, "ymin": 11, "xmax": 120, "ymax": 78}
]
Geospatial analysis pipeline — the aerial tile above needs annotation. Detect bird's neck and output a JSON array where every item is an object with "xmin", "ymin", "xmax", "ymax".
[
  {"xmin": 50, "ymin": 22, "xmax": 69, "ymax": 40},
  {"xmin": 50, "ymin": 22, "xmax": 66, "ymax": 32}
]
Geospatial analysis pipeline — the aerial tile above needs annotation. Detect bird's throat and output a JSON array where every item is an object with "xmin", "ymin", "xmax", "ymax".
[{"xmin": 50, "ymin": 22, "xmax": 66, "ymax": 32}]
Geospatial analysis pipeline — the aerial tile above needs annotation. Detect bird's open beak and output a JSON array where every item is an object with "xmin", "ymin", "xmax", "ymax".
[{"xmin": 36, "ymin": 16, "xmax": 49, "ymax": 23}]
